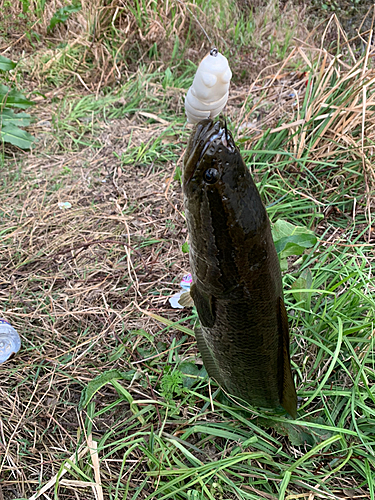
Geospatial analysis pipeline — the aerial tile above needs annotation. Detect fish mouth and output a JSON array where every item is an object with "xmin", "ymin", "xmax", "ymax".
[{"xmin": 184, "ymin": 119, "xmax": 236, "ymax": 187}]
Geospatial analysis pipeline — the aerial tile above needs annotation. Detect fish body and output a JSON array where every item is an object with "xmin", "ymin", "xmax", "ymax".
[{"xmin": 183, "ymin": 119, "xmax": 297, "ymax": 418}]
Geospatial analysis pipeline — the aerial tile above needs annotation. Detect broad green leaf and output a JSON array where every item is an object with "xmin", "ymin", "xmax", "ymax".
[
  {"xmin": 280, "ymin": 258, "xmax": 288, "ymax": 272},
  {"xmin": 0, "ymin": 56, "xmax": 16, "ymax": 72},
  {"xmin": 1, "ymin": 124, "xmax": 35, "ymax": 149},
  {"xmin": 48, "ymin": 2, "xmax": 82, "ymax": 32},
  {"xmin": 79, "ymin": 369, "xmax": 136, "ymax": 410},
  {"xmin": 272, "ymin": 219, "xmax": 317, "ymax": 271},
  {"xmin": 0, "ymin": 85, "xmax": 35, "ymax": 109},
  {"xmin": 1, "ymin": 108, "xmax": 32, "ymax": 127},
  {"xmin": 272, "ymin": 219, "xmax": 314, "ymax": 241},
  {"xmin": 274, "ymin": 233, "xmax": 317, "ymax": 257},
  {"xmin": 179, "ymin": 362, "xmax": 206, "ymax": 388},
  {"xmin": 182, "ymin": 241, "xmax": 189, "ymax": 253}
]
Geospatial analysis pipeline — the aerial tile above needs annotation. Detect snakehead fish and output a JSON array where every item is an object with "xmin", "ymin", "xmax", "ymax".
[{"xmin": 183, "ymin": 119, "xmax": 297, "ymax": 418}]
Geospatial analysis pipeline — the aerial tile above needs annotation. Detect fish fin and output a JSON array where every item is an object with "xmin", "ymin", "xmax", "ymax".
[
  {"xmin": 278, "ymin": 297, "xmax": 298, "ymax": 419},
  {"xmin": 178, "ymin": 291, "xmax": 195, "ymax": 308},
  {"xmin": 190, "ymin": 283, "xmax": 216, "ymax": 328},
  {"xmin": 194, "ymin": 326, "xmax": 224, "ymax": 387}
]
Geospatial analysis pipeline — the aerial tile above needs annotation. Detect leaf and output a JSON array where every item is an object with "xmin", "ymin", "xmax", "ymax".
[
  {"xmin": 279, "ymin": 471, "xmax": 292, "ymax": 499},
  {"xmin": 1, "ymin": 108, "xmax": 32, "ymax": 127},
  {"xmin": 48, "ymin": 2, "xmax": 82, "ymax": 32},
  {"xmin": 0, "ymin": 56, "xmax": 16, "ymax": 72},
  {"xmin": 272, "ymin": 220, "xmax": 317, "ymax": 270},
  {"xmin": 274, "ymin": 233, "xmax": 317, "ymax": 257},
  {"xmin": 174, "ymin": 165, "xmax": 182, "ymax": 182},
  {"xmin": 1, "ymin": 124, "xmax": 35, "ymax": 149},
  {"xmin": 182, "ymin": 241, "xmax": 189, "ymax": 253},
  {"xmin": 108, "ymin": 343, "xmax": 127, "ymax": 362},
  {"xmin": 161, "ymin": 367, "xmax": 184, "ymax": 400},
  {"xmin": 272, "ymin": 219, "xmax": 316, "ymax": 239},
  {"xmin": 279, "ymin": 258, "xmax": 288, "ymax": 272},
  {"xmin": 180, "ymin": 362, "xmax": 201, "ymax": 389},
  {"xmin": 111, "ymin": 380, "xmax": 145, "ymax": 424},
  {"xmin": 79, "ymin": 369, "xmax": 136, "ymax": 410},
  {"xmin": 0, "ymin": 84, "xmax": 35, "ymax": 109},
  {"xmin": 291, "ymin": 268, "xmax": 313, "ymax": 309},
  {"xmin": 191, "ymin": 425, "xmax": 247, "ymax": 442}
]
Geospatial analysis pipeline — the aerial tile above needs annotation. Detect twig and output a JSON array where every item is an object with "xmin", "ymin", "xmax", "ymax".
[{"xmin": 87, "ymin": 434, "xmax": 103, "ymax": 500}]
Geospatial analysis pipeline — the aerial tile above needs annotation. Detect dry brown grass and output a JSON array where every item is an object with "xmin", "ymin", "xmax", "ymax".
[
  {"xmin": 0, "ymin": 0, "xmax": 309, "ymax": 92},
  {"xmin": 1, "ymin": 0, "xmax": 218, "ymax": 89},
  {"xmin": 1, "ymin": 6, "xmax": 375, "ymax": 500},
  {"xmin": 0, "ymin": 114, "xmax": 191, "ymax": 498},
  {"xmin": 233, "ymin": 14, "xmax": 375, "ymax": 235}
]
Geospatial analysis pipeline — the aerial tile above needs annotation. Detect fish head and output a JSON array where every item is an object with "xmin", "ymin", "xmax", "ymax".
[
  {"xmin": 183, "ymin": 118, "xmax": 240, "ymax": 198},
  {"xmin": 183, "ymin": 119, "xmax": 268, "ymax": 294},
  {"xmin": 183, "ymin": 119, "xmax": 261, "ymax": 220}
]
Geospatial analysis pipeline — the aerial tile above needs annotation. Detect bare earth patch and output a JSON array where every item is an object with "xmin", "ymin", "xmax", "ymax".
[{"xmin": 0, "ymin": 116, "xmax": 196, "ymax": 498}]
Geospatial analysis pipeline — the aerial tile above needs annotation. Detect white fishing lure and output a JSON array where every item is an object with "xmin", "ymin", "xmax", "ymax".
[{"xmin": 185, "ymin": 48, "xmax": 232, "ymax": 124}]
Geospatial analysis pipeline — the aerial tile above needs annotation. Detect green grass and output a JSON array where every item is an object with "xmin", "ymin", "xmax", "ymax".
[
  {"xmin": 72, "ymin": 167, "xmax": 373, "ymax": 498},
  {"xmin": 83, "ymin": 51, "xmax": 374, "ymax": 499},
  {"xmin": 2, "ymin": 0, "xmax": 303, "ymax": 95},
  {"xmin": 1, "ymin": 4, "xmax": 375, "ymax": 500},
  {"xmin": 23, "ymin": 63, "xmax": 373, "ymax": 498}
]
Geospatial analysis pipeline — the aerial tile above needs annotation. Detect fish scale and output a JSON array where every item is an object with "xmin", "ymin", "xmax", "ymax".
[{"xmin": 183, "ymin": 119, "xmax": 297, "ymax": 417}]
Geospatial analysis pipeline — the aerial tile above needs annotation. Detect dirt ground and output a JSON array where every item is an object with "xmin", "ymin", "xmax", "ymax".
[{"xmin": 1, "ymin": 2, "xmax": 375, "ymax": 499}]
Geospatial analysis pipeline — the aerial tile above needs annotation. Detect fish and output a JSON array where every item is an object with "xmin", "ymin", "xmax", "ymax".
[{"xmin": 182, "ymin": 118, "xmax": 297, "ymax": 418}]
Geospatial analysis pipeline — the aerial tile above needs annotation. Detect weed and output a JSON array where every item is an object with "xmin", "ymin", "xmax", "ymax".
[
  {"xmin": 160, "ymin": 365, "xmax": 185, "ymax": 401},
  {"xmin": 0, "ymin": 55, "xmax": 35, "ymax": 150},
  {"xmin": 47, "ymin": 1, "xmax": 82, "ymax": 33}
]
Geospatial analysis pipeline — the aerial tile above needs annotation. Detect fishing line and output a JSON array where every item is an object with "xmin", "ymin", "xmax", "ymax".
[{"xmin": 175, "ymin": 0, "xmax": 213, "ymax": 46}]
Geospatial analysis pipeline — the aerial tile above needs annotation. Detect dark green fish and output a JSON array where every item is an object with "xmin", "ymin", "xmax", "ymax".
[{"xmin": 183, "ymin": 119, "xmax": 297, "ymax": 418}]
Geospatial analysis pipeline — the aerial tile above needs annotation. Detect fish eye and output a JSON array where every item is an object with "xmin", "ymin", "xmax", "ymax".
[{"xmin": 203, "ymin": 168, "xmax": 220, "ymax": 184}]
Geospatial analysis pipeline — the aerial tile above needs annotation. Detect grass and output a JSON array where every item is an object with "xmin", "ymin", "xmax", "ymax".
[
  {"xmin": 1, "ymin": 0, "xmax": 307, "ymax": 92},
  {"xmin": 1, "ymin": 3, "xmax": 375, "ymax": 500}
]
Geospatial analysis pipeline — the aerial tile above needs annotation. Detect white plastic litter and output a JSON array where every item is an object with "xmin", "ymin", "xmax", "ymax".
[
  {"xmin": 169, "ymin": 274, "xmax": 192, "ymax": 309},
  {"xmin": 0, "ymin": 319, "xmax": 21, "ymax": 364}
]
